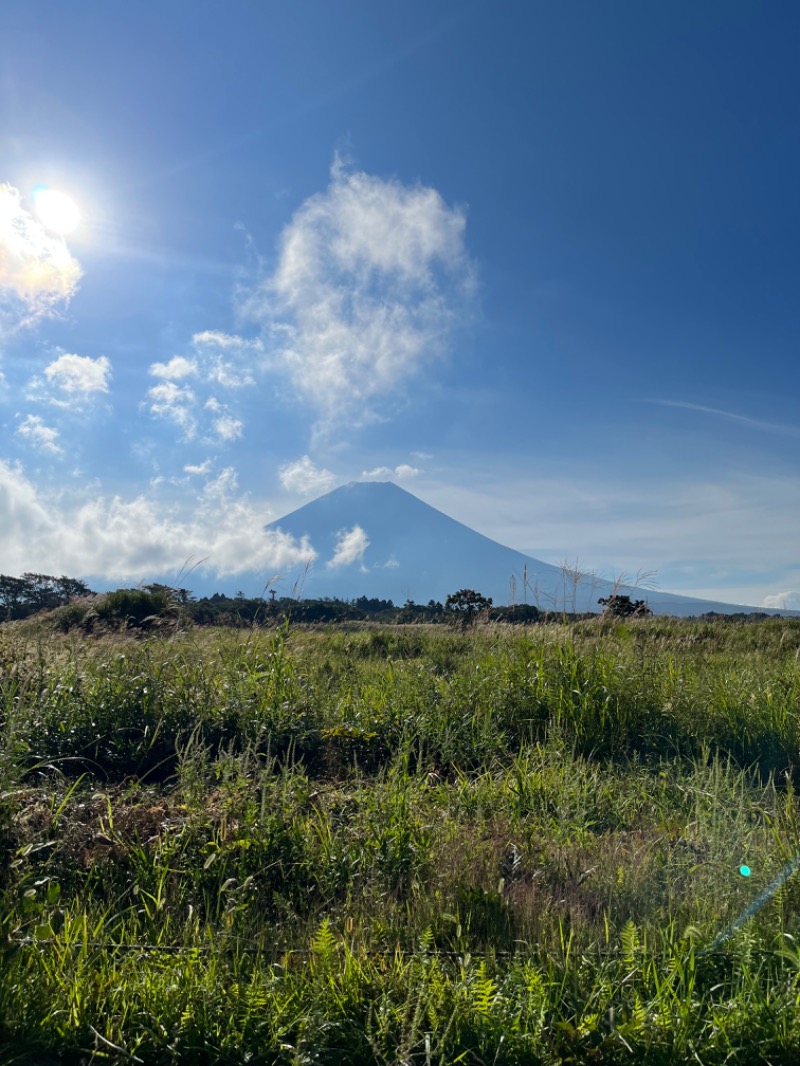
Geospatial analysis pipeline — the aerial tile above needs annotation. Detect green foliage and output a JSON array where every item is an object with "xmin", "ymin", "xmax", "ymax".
[
  {"xmin": 598, "ymin": 593, "xmax": 652, "ymax": 617},
  {"xmin": 445, "ymin": 588, "xmax": 493, "ymax": 627},
  {"xmin": 94, "ymin": 586, "xmax": 176, "ymax": 629},
  {"xmin": 0, "ymin": 619, "xmax": 800, "ymax": 1061},
  {"xmin": 0, "ymin": 572, "xmax": 93, "ymax": 621}
]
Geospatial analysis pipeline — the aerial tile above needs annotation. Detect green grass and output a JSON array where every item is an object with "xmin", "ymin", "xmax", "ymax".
[{"xmin": 2, "ymin": 618, "xmax": 800, "ymax": 1063}]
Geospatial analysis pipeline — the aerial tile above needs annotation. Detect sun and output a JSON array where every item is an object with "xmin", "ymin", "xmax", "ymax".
[{"xmin": 32, "ymin": 186, "xmax": 81, "ymax": 235}]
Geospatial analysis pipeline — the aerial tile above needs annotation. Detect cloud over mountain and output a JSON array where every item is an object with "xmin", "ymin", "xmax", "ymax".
[
  {"xmin": 279, "ymin": 455, "xmax": 336, "ymax": 496},
  {"xmin": 245, "ymin": 158, "xmax": 475, "ymax": 422},
  {"xmin": 362, "ymin": 463, "xmax": 421, "ymax": 480},
  {"xmin": 328, "ymin": 524, "xmax": 370, "ymax": 568}
]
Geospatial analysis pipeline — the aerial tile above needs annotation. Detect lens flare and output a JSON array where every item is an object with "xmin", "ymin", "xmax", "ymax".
[{"xmin": 32, "ymin": 187, "xmax": 80, "ymax": 235}]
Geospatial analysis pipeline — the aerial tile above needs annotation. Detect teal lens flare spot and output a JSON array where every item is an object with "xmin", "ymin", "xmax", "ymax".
[{"xmin": 739, "ymin": 865, "xmax": 751, "ymax": 877}]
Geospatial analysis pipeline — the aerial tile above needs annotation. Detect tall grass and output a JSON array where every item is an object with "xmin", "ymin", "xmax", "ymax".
[{"xmin": 2, "ymin": 618, "xmax": 800, "ymax": 1062}]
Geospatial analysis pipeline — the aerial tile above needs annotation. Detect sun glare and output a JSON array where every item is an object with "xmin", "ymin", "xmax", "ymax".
[{"xmin": 32, "ymin": 186, "xmax": 81, "ymax": 235}]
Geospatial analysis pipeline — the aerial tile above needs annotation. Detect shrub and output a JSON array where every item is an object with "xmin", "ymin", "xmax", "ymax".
[{"xmin": 94, "ymin": 587, "xmax": 175, "ymax": 630}]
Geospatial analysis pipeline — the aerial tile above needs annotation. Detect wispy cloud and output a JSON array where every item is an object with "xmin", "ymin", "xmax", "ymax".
[
  {"xmin": 191, "ymin": 331, "xmax": 259, "ymax": 388},
  {"xmin": 647, "ymin": 399, "xmax": 800, "ymax": 437},
  {"xmin": 279, "ymin": 455, "xmax": 336, "ymax": 496},
  {"xmin": 202, "ymin": 396, "xmax": 243, "ymax": 440},
  {"xmin": 146, "ymin": 381, "xmax": 198, "ymax": 437},
  {"xmin": 212, "ymin": 414, "xmax": 243, "ymax": 441},
  {"xmin": 0, "ymin": 459, "xmax": 316, "ymax": 580},
  {"xmin": 16, "ymin": 414, "xmax": 62, "ymax": 455},
  {"xmin": 244, "ymin": 157, "xmax": 475, "ymax": 424},
  {"xmin": 0, "ymin": 183, "xmax": 82, "ymax": 331},
  {"xmin": 146, "ymin": 331, "xmax": 259, "ymax": 439},
  {"xmin": 328, "ymin": 524, "xmax": 370, "ymax": 568}
]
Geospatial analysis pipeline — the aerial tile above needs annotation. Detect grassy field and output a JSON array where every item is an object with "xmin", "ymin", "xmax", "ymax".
[{"xmin": 2, "ymin": 617, "xmax": 800, "ymax": 1064}]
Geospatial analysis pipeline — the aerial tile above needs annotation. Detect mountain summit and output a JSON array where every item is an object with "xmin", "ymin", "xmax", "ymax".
[
  {"xmin": 268, "ymin": 480, "xmax": 563, "ymax": 606},
  {"xmin": 265, "ymin": 481, "xmax": 780, "ymax": 616}
]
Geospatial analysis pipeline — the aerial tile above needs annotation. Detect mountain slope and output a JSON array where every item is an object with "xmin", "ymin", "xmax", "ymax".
[{"xmin": 265, "ymin": 481, "xmax": 783, "ymax": 616}]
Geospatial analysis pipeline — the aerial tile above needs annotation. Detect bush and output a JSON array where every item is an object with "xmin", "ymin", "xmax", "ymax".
[
  {"xmin": 51, "ymin": 600, "xmax": 93, "ymax": 632},
  {"xmin": 94, "ymin": 587, "xmax": 175, "ymax": 630}
]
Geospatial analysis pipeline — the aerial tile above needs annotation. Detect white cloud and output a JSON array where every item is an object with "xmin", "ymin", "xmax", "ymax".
[
  {"xmin": 328, "ymin": 524, "xmax": 370, "ymax": 568},
  {"xmin": 194, "ymin": 330, "xmax": 258, "ymax": 351},
  {"xmin": 0, "ymin": 183, "xmax": 82, "ymax": 329},
  {"xmin": 150, "ymin": 334, "xmax": 260, "ymax": 389},
  {"xmin": 149, "ymin": 355, "xmax": 197, "ymax": 380},
  {"xmin": 244, "ymin": 158, "xmax": 474, "ymax": 421},
  {"xmin": 279, "ymin": 455, "xmax": 336, "ymax": 496},
  {"xmin": 184, "ymin": 460, "xmax": 212, "ymax": 476},
  {"xmin": 42, "ymin": 353, "xmax": 111, "ymax": 399},
  {"xmin": 0, "ymin": 459, "xmax": 317, "ymax": 580},
  {"xmin": 145, "ymin": 381, "xmax": 198, "ymax": 437},
  {"xmin": 213, "ymin": 415, "xmax": 243, "ymax": 441},
  {"xmin": 146, "ymin": 332, "xmax": 260, "ymax": 439},
  {"xmin": 362, "ymin": 463, "xmax": 421, "ymax": 480},
  {"xmin": 762, "ymin": 591, "xmax": 800, "ymax": 610},
  {"xmin": 192, "ymin": 330, "xmax": 259, "ymax": 388},
  {"xmin": 16, "ymin": 414, "xmax": 62, "ymax": 455},
  {"xmin": 394, "ymin": 464, "xmax": 420, "ymax": 479}
]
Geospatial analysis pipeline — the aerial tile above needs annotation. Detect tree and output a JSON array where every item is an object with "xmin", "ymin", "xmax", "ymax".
[
  {"xmin": 597, "ymin": 594, "xmax": 652, "ymax": 618},
  {"xmin": 0, "ymin": 575, "xmax": 28, "ymax": 620},
  {"xmin": 445, "ymin": 588, "xmax": 493, "ymax": 628},
  {"xmin": 0, "ymin": 572, "xmax": 94, "ymax": 620},
  {"xmin": 54, "ymin": 576, "xmax": 93, "ymax": 601}
]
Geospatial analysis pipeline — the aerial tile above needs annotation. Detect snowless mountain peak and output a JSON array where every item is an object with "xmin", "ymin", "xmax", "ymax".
[{"xmin": 266, "ymin": 481, "xmax": 789, "ymax": 616}]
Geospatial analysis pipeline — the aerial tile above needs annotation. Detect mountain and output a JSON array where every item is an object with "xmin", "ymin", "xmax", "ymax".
[{"xmin": 265, "ymin": 481, "xmax": 786, "ymax": 616}]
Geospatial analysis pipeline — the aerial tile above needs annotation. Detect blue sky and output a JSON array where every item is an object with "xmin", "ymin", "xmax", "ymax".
[{"xmin": 1, "ymin": 0, "xmax": 798, "ymax": 608}]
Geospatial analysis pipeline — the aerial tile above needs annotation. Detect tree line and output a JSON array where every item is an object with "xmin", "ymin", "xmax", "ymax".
[
  {"xmin": 0, "ymin": 573, "xmax": 94, "ymax": 621},
  {"xmin": 0, "ymin": 572, "xmax": 773, "ymax": 630},
  {"xmin": 0, "ymin": 574, "xmax": 543, "ymax": 628}
]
